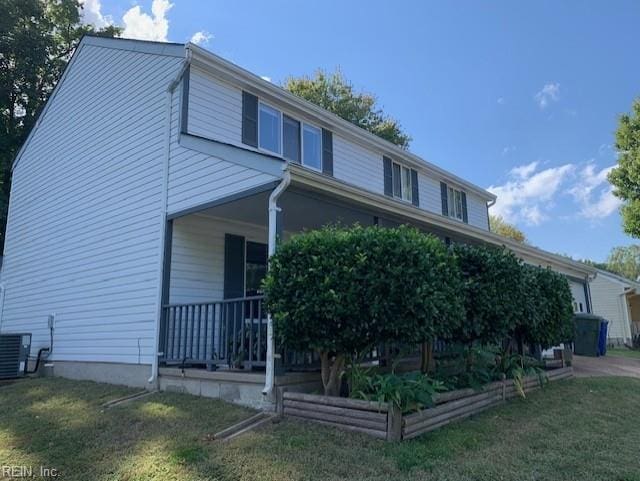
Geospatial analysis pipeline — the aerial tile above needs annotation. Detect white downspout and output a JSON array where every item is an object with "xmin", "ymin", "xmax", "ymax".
[
  {"xmin": 148, "ymin": 52, "xmax": 192, "ymax": 386},
  {"xmin": 263, "ymin": 170, "xmax": 291, "ymax": 398}
]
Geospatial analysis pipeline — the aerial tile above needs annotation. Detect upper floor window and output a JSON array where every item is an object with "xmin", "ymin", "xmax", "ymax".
[
  {"xmin": 283, "ymin": 115, "xmax": 301, "ymax": 163},
  {"xmin": 302, "ymin": 124, "xmax": 322, "ymax": 171},
  {"xmin": 448, "ymin": 186, "xmax": 464, "ymax": 221},
  {"xmin": 259, "ymin": 102, "xmax": 281, "ymax": 154},
  {"xmin": 392, "ymin": 161, "xmax": 413, "ymax": 203}
]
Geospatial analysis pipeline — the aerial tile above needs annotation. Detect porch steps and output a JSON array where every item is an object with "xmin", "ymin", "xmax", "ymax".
[{"xmin": 214, "ymin": 412, "xmax": 276, "ymax": 441}]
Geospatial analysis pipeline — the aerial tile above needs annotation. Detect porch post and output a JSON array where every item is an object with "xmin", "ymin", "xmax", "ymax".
[{"xmin": 263, "ymin": 171, "xmax": 291, "ymax": 399}]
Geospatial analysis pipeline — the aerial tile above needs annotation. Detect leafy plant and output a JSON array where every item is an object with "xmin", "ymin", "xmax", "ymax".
[
  {"xmin": 264, "ymin": 225, "xmax": 464, "ymax": 396},
  {"xmin": 350, "ymin": 370, "xmax": 447, "ymax": 413},
  {"xmin": 492, "ymin": 349, "xmax": 547, "ymax": 398},
  {"xmin": 451, "ymin": 244, "xmax": 525, "ymax": 346}
]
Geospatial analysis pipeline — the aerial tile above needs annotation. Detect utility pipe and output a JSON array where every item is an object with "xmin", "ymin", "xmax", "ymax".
[
  {"xmin": 263, "ymin": 170, "xmax": 291, "ymax": 398},
  {"xmin": 148, "ymin": 50, "xmax": 192, "ymax": 386}
]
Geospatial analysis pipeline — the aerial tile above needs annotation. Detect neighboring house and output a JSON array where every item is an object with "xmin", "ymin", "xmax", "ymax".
[
  {"xmin": 0, "ymin": 37, "xmax": 594, "ymax": 408},
  {"xmin": 590, "ymin": 269, "xmax": 640, "ymax": 345}
]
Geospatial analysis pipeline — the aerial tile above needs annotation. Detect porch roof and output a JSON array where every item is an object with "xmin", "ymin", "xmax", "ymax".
[{"xmin": 286, "ymin": 163, "xmax": 595, "ymax": 279}]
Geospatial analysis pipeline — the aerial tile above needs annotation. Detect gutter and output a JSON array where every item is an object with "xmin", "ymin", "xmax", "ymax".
[
  {"xmin": 148, "ymin": 49, "xmax": 192, "ymax": 387},
  {"xmin": 262, "ymin": 170, "xmax": 291, "ymax": 399}
]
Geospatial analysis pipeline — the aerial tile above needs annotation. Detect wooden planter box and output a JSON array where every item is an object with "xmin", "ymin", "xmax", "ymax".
[{"xmin": 280, "ymin": 366, "xmax": 573, "ymax": 442}]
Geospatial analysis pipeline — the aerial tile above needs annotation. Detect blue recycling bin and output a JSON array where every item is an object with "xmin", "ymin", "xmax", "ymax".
[{"xmin": 598, "ymin": 320, "xmax": 609, "ymax": 356}]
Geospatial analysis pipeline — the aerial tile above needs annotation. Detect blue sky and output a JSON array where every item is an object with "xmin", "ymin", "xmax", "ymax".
[{"xmin": 83, "ymin": 0, "xmax": 640, "ymax": 262}]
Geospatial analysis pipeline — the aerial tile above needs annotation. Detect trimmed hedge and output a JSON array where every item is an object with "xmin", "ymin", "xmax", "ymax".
[{"xmin": 264, "ymin": 226, "xmax": 576, "ymax": 393}]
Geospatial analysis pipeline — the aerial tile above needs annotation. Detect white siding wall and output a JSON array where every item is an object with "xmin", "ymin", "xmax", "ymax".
[
  {"xmin": 169, "ymin": 215, "xmax": 267, "ymax": 304},
  {"xmin": 333, "ymin": 135, "xmax": 385, "ymax": 193},
  {"xmin": 184, "ymin": 72, "xmax": 491, "ymax": 230},
  {"xmin": 168, "ymin": 75, "xmax": 279, "ymax": 215},
  {"xmin": 187, "ymin": 66, "xmax": 242, "ymax": 145},
  {"xmin": 1, "ymin": 43, "xmax": 184, "ymax": 364},
  {"xmin": 590, "ymin": 275, "xmax": 631, "ymax": 341}
]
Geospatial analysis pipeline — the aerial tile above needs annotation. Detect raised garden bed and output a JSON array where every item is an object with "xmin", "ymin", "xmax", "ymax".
[{"xmin": 280, "ymin": 366, "xmax": 573, "ymax": 442}]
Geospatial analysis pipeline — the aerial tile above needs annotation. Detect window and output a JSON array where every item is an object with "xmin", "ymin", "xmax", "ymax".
[
  {"xmin": 447, "ymin": 186, "xmax": 464, "ymax": 221},
  {"xmin": 259, "ymin": 102, "xmax": 281, "ymax": 154},
  {"xmin": 245, "ymin": 241, "xmax": 268, "ymax": 297},
  {"xmin": 391, "ymin": 161, "xmax": 412, "ymax": 202},
  {"xmin": 283, "ymin": 115, "xmax": 300, "ymax": 162},
  {"xmin": 302, "ymin": 123, "xmax": 322, "ymax": 170}
]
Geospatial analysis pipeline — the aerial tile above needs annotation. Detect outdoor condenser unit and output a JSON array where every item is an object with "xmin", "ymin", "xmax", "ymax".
[{"xmin": 0, "ymin": 333, "xmax": 32, "ymax": 379}]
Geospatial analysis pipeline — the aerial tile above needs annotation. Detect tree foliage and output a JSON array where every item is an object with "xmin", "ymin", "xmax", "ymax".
[
  {"xmin": 284, "ymin": 69, "xmax": 411, "ymax": 149},
  {"xmin": 0, "ymin": 0, "xmax": 120, "ymax": 253},
  {"xmin": 489, "ymin": 215, "xmax": 527, "ymax": 243},
  {"xmin": 608, "ymin": 98, "xmax": 640, "ymax": 237},
  {"xmin": 605, "ymin": 245, "xmax": 640, "ymax": 281},
  {"xmin": 263, "ymin": 225, "xmax": 463, "ymax": 395},
  {"xmin": 452, "ymin": 244, "xmax": 525, "ymax": 345}
]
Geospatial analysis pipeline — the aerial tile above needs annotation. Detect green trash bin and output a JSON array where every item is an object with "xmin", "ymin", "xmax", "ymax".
[{"xmin": 574, "ymin": 313, "xmax": 603, "ymax": 357}]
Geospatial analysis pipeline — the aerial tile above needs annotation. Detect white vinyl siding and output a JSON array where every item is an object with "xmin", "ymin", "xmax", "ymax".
[
  {"xmin": 590, "ymin": 274, "xmax": 633, "ymax": 342},
  {"xmin": 167, "ymin": 84, "xmax": 279, "ymax": 215},
  {"xmin": 187, "ymin": 66, "xmax": 242, "ymax": 145},
  {"xmin": 1, "ymin": 43, "xmax": 184, "ymax": 364},
  {"xmin": 332, "ymin": 135, "xmax": 385, "ymax": 193},
  {"xmin": 466, "ymin": 191, "xmax": 490, "ymax": 229},
  {"xmin": 169, "ymin": 214, "xmax": 268, "ymax": 304}
]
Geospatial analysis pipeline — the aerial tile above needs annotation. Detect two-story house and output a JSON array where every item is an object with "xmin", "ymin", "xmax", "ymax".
[{"xmin": 0, "ymin": 36, "xmax": 594, "ymax": 408}]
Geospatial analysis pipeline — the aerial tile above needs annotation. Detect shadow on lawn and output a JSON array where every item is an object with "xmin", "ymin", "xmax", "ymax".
[{"xmin": 0, "ymin": 378, "xmax": 255, "ymax": 481}]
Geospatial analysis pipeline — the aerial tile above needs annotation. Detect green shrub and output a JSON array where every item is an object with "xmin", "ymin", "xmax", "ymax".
[
  {"xmin": 452, "ymin": 244, "xmax": 525, "ymax": 345},
  {"xmin": 517, "ymin": 265, "xmax": 575, "ymax": 350},
  {"xmin": 349, "ymin": 369, "xmax": 447, "ymax": 412},
  {"xmin": 263, "ymin": 225, "xmax": 464, "ymax": 396}
]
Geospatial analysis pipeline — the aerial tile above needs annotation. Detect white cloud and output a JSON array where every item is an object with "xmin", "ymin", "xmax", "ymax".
[
  {"xmin": 488, "ymin": 162, "xmax": 574, "ymax": 226},
  {"xmin": 509, "ymin": 161, "xmax": 538, "ymax": 179},
  {"xmin": 489, "ymin": 159, "xmax": 622, "ymax": 226},
  {"xmin": 534, "ymin": 82, "xmax": 560, "ymax": 109},
  {"xmin": 78, "ymin": 0, "xmax": 112, "ymax": 28},
  {"xmin": 122, "ymin": 0, "xmax": 173, "ymax": 42},
  {"xmin": 568, "ymin": 163, "xmax": 622, "ymax": 219},
  {"xmin": 190, "ymin": 31, "xmax": 212, "ymax": 45},
  {"xmin": 260, "ymin": 76, "xmax": 272, "ymax": 83}
]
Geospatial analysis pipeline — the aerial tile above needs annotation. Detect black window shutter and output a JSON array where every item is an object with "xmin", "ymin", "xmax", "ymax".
[
  {"xmin": 322, "ymin": 129, "xmax": 333, "ymax": 175},
  {"xmin": 411, "ymin": 169, "xmax": 419, "ymax": 207},
  {"xmin": 440, "ymin": 182, "xmax": 448, "ymax": 216},
  {"xmin": 461, "ymin": 191, "xmax": 468, "ymax": 223},
  {"xmin": 241, "ymin": 91, "xmax": 258, "ymax": 147},
  {"xmin": 383, "ymin": 156, "xmax": 393, "ymax": 197},
  {"xmin": 224, "ymin": 234, "xmax": 245, "ymax": 299}
]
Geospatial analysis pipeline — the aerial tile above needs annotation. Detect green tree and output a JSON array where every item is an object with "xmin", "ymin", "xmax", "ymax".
[
  {"xmin": 0, "ymin": 0, "xmax": 120, "ymax": 253},
  {"xmin": 284, "ymin": 69, "xmax": 411, "ymax": 149},
  {"xmin": 606, "ymin": 245, "xmax": 640, "ymax": 281},
  {"xmin": 608, "ymin": 98, "xmax": 640, "ymax": 236},
  {"xmin": 489, "ymin": 215, "xmax": 527, "ymax": 243},
  {"xmin": 263, "ymin": 226, "xmax": 463, "ymax": 396}
]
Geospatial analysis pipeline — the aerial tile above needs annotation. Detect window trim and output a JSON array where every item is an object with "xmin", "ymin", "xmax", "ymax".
[
  {"xmin": 258, "ymin": 101, "xmax": 283, "ymax": 155},
  {"xmin": 301, "ymin": 122, "xmax": 323, "ymax": 172},
  {"xmin": 391, "ymin": 160, "xmax": 413, "ymax": 203},
  {"xmin": 447, "ymin": 186, "xmax": 464, "ymax": 221}
]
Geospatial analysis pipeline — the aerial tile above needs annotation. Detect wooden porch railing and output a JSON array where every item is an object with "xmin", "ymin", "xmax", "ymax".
[{"xmin": 160, "ymin": 296, "xmax": 267, "ymax": 370}]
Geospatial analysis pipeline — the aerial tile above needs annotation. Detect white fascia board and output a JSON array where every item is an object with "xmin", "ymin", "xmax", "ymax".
[{"xmin": 186, "ymin": 43, "xmax": 496, "ymax": 203}]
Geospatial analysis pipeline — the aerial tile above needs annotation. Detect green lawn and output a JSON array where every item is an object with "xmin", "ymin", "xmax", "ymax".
[
  {"xmin": 1, "ymin": 376, "xmax": 639, "ymax": 481},
  {"xmin": 607, "ymin": 347, "xmax": 640, "ymax": 359}
]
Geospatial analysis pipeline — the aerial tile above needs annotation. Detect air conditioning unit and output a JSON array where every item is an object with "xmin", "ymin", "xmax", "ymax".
[{"xmin": 0, "ymin": 333, "xmax": 32, "ymax": 379}]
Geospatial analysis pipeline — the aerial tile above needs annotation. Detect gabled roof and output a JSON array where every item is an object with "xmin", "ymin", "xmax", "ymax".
[{"xmin": 595, "ymin": 269, "xmax": 640, "ymax": 290}]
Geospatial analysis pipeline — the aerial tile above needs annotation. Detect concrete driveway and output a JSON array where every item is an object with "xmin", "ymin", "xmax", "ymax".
[{"xmin": 573, "ymin": 354, "xmax": 640, "ymax": 379}]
